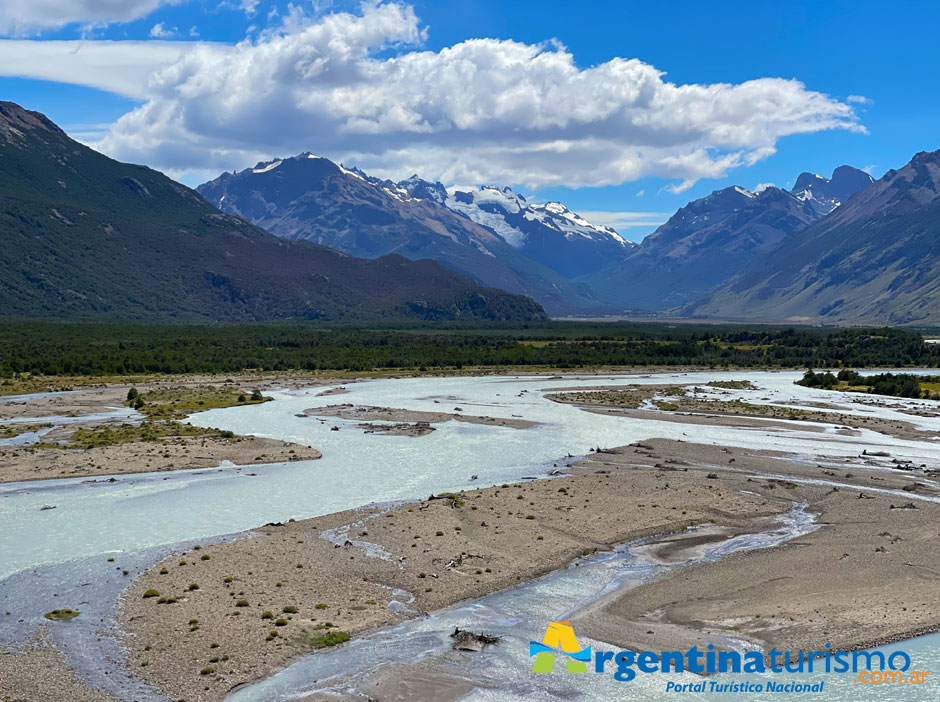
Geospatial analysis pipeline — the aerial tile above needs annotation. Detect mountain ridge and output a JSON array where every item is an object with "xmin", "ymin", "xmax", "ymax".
[
  {"xmin": 581, "ymin": 165, "xmax": 873, "ymax": 311},
  {"xmin": 687, "ymin": 150, "xmax": 940, "ymax": 324},
  {"xmin": 197, "ymin": 154, "xmax": 617, "ymax": 315},
  {"xmin": 0, "ymin": 102, "xmax": 546, "ymax": 323}
]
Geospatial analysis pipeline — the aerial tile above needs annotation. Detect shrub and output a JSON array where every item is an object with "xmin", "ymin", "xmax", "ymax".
[
  {"xmin": 314, "ymin": 603, "xmax": 327, "ymax": 609},
  {"xmin": 44, "ymin": 609, "xmax": 79, "ymax": 621},
  {"xmin": 142, "ymin": 589, "xmax": 160, "ymax": 599},
  {"xmin": 275, "ymin": 618, "xmax": 288, "ymax": 626},
  {"xmin": 235, "ymin": 600, "xmax": 249, "ymax": 607},
  {"xmin": 261, "ymin": 611, "xmax": 274, "ymax": 619},
  {"xmin": 282, "ymin": 606, "xmax": 298, "ymax": 613},
  {"xmin": 200, "ymin": 667, "xmax": 215, "ymax": 676},
  {"xmin": 188, "ymin": 583, "xmax": 200, "ymax": 591},
  {"xmin": 307, "ymin": 631, "xmax": 350, "ymax": 649}
]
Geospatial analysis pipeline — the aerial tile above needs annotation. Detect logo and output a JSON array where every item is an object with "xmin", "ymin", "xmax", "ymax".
[
  {"xmin": 525, "ymin": 621, "xmax": 930, "ymax": 689},
  {"xmin": 529, "ymin": 621, "xmax": 592, "ymax": 673}
]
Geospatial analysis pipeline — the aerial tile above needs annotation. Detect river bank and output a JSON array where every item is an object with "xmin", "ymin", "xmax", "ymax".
[{"xmin": 0, "ymin": 379, "xmax": 329, "ymax": 483}]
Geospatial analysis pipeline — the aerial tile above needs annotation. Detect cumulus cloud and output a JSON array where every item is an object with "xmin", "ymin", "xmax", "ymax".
[
  {"xmin": 149, "ymin": 22, "xmax": 177, "ymax": 38},
  {"xmin": 5, "ymin": 2, "xmax": 865, "ymax": 190},
  {"xmin": 846, "ymin": 94, "xmax": 872, "ymax": 104},
  {"xmin": 239, "ymin": 0, "xmax": 260, "ymax": 18},
  {"xmin": 0, "ymin": 0, "xmax": 183, "ymax": 35}
]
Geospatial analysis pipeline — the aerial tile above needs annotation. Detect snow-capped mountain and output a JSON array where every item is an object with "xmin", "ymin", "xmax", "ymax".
[
  {"xmin": 393, "ymin": 180, "xmax": 635, "ymax": 278},
  {"xmin": 791, "ymin": 165, "xmax": 874, "ymax": 216},
  {"xmin": 197, "ymin": 154, "xmax": 612, "ymax": 315}
]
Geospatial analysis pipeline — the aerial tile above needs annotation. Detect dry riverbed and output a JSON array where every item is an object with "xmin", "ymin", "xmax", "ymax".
[{"xmin": 111, "ymin": 432, "xmax": 940, "ymax": 702}]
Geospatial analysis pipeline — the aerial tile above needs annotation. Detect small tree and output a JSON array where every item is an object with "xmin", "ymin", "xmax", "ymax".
[
  {"xmin": 127, "ymin": 388, "xmax": 139, "ymax": 402},
  {"xmin": 250, "ymin": 389, "xmax": 263, "ymax": 402}
]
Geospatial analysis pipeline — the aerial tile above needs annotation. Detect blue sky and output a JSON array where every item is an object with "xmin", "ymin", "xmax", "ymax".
[{"xmin": 1, "ymin": 1, "xmax": 937, "ymax": 240}]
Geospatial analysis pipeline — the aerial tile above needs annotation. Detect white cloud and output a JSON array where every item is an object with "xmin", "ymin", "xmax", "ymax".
[
  {"xmin": 0, "ymin": 0, "xmax": 184, "ymax": 35},
  {"xmin": 149, "ymin": 22, "xmax": 177, "ymax": 38},
  {"xmin": 635, "ymin": 189, "xmax": 645, "ymax": 197},
  {"xmin": 753, "ymin": 182, "xmax": 774, "ymax": 193},
  {"xmin": 575, "ymin": 211, "xmax": 668, "ymax": 230},
  {"xmin": 240, "ymin": 0, "xmax": 260, "ymax": 18},
  {"xmin": 1, "ymin": 2, "xmax": 864, "ymax": 191},
  {"xmin": 862, "ymin": 164, "xmax": 877, "ymax": 175},
  {"xmin": 846, "ymin": 94, "xmax": 872, "ymax": 104}
]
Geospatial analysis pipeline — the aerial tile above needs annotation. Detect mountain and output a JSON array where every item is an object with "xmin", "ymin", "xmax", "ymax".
[
  {"xmin": 583, "ymin": 166, "xmax": 873, "ymax": 311},
  {"xmin": 688, "ymin": 150, "xmax": 940, "ymax": 324},
  {"xmin": 0, "ymin": 102, "xmax": 545, "ymax": 322},
  {"xmin": 197, "ymin": 156, "xmax": 618, "ymax": 315},
  {"xmin": 395, "ymin": 179, "xmax": 634, "ymax": 278},
  {"xmin": 791, "ymin": 165, "xmax": 874, "ymax": 216}
]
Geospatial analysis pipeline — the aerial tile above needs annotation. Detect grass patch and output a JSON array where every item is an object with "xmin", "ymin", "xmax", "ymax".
[
  {"xmin": 0, "ymin": 424, "xmax": 49, "ymax": 439},
  {"xmin": 67, "ymin": 421, "xmax": 231, "ymax": 449},
  {"xmin": 130, "ymin": 386, "xmax": 271, "ymax": 419},
  {"xmin": 44, "ymin": 609, "xmax": 79, "ymax": 621},
  {"xmin": 295, "ymin": 630, "xmax": 350, "ymax": 649}
]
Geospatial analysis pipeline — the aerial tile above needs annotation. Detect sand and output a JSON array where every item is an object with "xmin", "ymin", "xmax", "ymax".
[
  {"xmin": 573, "ymin": 443, "xmax": 940, "ymax": 656},
  {"xmin": 301, "ymin": 404, "xmax": 538, "ymax": 430},
  {"xmin": 113, "ymin": 431, "xmax": 940, "ymax": 702},
  {"xmin": 0, "ymin": 633, "xmax": 116, "ymax": 702},
  {"xmin": 547, "ymin": 384, "xmax": 937, "ymax": 441},
  {"xmin": 0, "ymin": 434, "xmax": 321, "ymax": 484},
  {"xmin": 0, "ymin": 378, "xmax": 328, "ymax": 484},
  {"xmin": 115, "ymin": 444, "xmax": 796, "ymax": 701}
]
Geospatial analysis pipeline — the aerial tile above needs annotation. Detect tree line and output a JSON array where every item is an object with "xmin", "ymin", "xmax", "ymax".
[{"xmin": 1, "ymin": 322, "xmax": 939, "ymax": 378}]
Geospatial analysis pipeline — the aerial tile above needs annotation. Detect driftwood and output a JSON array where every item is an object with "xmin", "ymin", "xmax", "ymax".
[{"xmin": 450, "ymin": 627, "xmax": 501, "ymax": 652}]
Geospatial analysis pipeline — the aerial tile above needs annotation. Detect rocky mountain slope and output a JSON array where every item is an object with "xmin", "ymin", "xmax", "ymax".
[
  {"xmin": 584, "ymin": 166, "xmax": 873, "ymax": 311},
  {"xmin": 197, "ymin": 156, "xmax": 621, "ymax": 315},
  {"xmin": 688, "ymin": 151, "xmax": 940, "ymax": 324}
]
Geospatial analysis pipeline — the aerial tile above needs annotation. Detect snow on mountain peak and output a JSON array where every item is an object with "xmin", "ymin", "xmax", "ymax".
[{"xmin": 251, "ymin": 159, "xmax": 283, "ymax": 174}]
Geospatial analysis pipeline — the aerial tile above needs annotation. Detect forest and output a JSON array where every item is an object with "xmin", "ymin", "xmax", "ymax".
[
  {"xmin": 797, "ymin": 368, "xmax": 940, "ymax": 400},
  {"xmin": 1, "ymin": 322, "xmax": 938, "ymax": 378}
]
